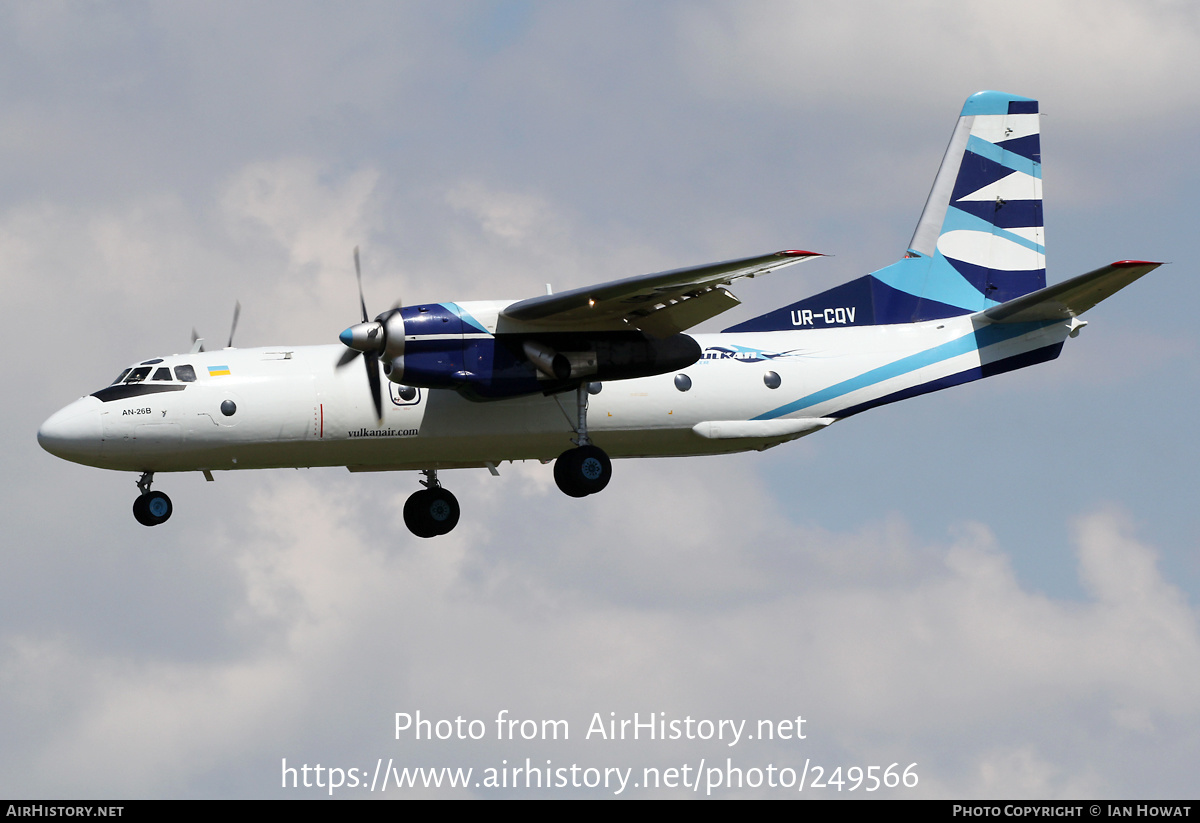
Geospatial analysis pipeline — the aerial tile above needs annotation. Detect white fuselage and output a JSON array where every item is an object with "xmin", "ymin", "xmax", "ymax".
[{"xmin": 38, "ymin": 314, "xmax": 1071, "ymax": 476}]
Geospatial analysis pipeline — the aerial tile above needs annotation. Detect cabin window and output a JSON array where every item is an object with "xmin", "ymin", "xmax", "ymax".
[{"xmin": 674, "ymin": 374, "xmax": 692, "ymax": 392}]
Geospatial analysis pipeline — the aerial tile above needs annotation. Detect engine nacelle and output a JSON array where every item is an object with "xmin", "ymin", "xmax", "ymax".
[
  {"xmin": 369, "ymin": 302, "xmax": 702, "ymax": 401},
  {"xmin": 379, "ymin": 309, "xmax": 406, "ymax": 362}
]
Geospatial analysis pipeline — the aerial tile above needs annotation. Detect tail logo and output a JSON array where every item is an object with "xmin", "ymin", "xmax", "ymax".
[{"xmin": 725, "ymin": 91, "xmax": 1049, "ymax": 334}]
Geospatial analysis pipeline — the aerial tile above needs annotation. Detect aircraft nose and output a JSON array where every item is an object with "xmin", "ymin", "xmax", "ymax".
[{"xmin": 38, "ymin": 397, "xmax": 103, "ymax": 462}]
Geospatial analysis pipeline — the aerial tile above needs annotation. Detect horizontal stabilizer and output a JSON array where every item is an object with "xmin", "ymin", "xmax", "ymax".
[{"xmin": 981, "ymin": 260, "xmax": 1161, "ymax": 324}]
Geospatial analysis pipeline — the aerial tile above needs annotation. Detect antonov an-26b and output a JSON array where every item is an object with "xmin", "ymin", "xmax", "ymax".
[{"xmin": 38, "ymin": 92, "xmax": 1159, "ymax": 537}]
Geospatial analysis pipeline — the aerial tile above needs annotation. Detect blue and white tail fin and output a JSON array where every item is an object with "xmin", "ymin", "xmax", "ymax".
[{"xmin": 726, "ymin": 91, "xmax": 1046, "ymax": 332}]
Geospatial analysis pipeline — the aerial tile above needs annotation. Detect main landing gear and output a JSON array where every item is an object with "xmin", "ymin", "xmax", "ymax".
[
  {"xmin": 132, "ymin": 471, "xmax": 173, "ymax": 527},
  {"xmin": 554, "ymin": 382, "xmax": 612, "ymax": 498},
  {"xmin": 403, "ymin": 469, "xmax": 460, "ymax": 538}
]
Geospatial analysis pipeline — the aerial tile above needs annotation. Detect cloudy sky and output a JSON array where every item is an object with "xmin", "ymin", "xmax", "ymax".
[{"xmin": 5, "ymin": 1, "xmax": 1199, "ymax": 798}]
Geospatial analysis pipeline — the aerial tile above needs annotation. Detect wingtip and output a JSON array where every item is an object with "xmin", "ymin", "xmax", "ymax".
[
  {"xmin": 776, "ymin": 249, "xmax": 824, "ymax": 258},
  {"xmin": 1111, "ymin": 259, "xmax": 1163, "ymax": 267}
]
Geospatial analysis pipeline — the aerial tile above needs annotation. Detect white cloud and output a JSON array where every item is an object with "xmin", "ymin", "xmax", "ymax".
[
  {"xmin": 446, "ymin": 181, "xmax": 561, "ymax": 247},
  {"xmin": 220, "ymin": 158, "xmax": 380, "ymax": 277},
  {"xmin": 675, "ymin": 1, "xmax": 1200, "ymax": 123},
  {"xmin": 3, "ymin": 456, "xmax": 1197, "ymax": 796}
]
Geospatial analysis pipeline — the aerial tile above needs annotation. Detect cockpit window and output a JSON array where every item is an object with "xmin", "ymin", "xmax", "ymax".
[
  {"xmin": 125, "ymin": 367, "xmax": 151, "ymax": 384},
  {"xmin": 152, "ymin": 367, "xmax": 172, "ymax": 381},
  {"xmin": 174, "ymin": 364, "xmax": 197, "ymax": 382},
  {"xmin": 111, "ymin": 369, "xmax": 131, "ymax": 385}
]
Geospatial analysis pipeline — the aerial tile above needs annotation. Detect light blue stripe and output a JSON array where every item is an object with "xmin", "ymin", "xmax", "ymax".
[
  {"xmin": 961, "ymin": 91, "xmax": 1036, "ymax": 116},
  {"xmin": 965, "ymin": 135, "xmax": 1041, "ymax": 179},
  {"xmin": 752, "ymin": 333, "xmax": 980, "ymax": 420},
  {"xmin": 871, "ymin": 254, "xmax": 987, "ymax": 311},
  {"xmin": 446, "ymin": 302, "xmax": 492, "ymax": 336},
  {"xmin": 752, "ymin": 321, "xmax": 1057, "ymax": 420}
]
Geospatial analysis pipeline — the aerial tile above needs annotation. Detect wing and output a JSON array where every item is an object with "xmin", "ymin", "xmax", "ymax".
[
  {"xmin": 982, "ymin": 260, "xmax": 1162, "ymax": 324},
  {"xmin": 499, "ymin": 250, "xmax": 822, "ymax": 337}
]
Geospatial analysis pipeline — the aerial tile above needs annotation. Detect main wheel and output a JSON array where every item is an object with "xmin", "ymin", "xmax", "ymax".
[
  {"xmin": 553, "ymin": 445, "xmax": 612, "ymax": 498},
  {"xmin": 132, "ymin": 491, "xmax": 173, "ymax": 526},
  {"xmin": 403, "ymin": 488, "xmax": 460, "ymax": 538}
]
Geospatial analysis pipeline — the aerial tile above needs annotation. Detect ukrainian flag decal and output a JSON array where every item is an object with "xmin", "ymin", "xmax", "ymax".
[{"xmin": 207, "ymin": 365, "xmax": 231, "ymax": 377}]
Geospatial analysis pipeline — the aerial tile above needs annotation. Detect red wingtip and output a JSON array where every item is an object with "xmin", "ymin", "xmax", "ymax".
[
  {"xmin": 777, "ymin": 249, "xmax": 823, "ymax": 257},
  {"xmin": 1112, "ymin": 259, "xmax": 1162, "ymax": 267}
]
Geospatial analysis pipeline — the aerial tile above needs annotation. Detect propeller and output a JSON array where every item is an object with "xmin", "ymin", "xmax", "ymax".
[
  {"xmin": 336, "ymin": 247, "xmax": 403, "ymax": 424},
  {"xmin": 226, "ymin": 301, "xmax": 241, "ymax": 348},
  {"xmin": 191, "ymin": 300, "xmax": 241, "ymax": 353}
]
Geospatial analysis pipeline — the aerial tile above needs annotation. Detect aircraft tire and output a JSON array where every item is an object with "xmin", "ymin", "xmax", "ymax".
[
  {"xmin": 554, "ymin": 445, "xmax": 611, "ymax": 498},
  {"xmin": 404, "ymin": 488, "xmax": 460, "ymax": 538},
  {"xmin": 132, "ymin": 491, "xmax": 172, "ymax": 526}
]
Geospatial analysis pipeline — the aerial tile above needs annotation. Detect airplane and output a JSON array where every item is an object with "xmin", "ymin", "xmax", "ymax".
[{"xmin": 38, "ymin": 91, "xmax": 1160, "ymax": 538}]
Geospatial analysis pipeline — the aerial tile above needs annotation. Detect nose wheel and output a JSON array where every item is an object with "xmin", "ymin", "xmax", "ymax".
[
  {"xmin": 403, "ymin": 470, "xmax": 460, "ymax": 538},
  {"xmin": 132, "ymin": 472, "xmax": 173, "ymax": 526}
]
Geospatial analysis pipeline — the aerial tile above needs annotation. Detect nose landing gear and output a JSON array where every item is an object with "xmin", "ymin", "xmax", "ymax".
[
  {"xmin": 403, "ymin": 469, "xmax": 460, "ymax": 538},
  {"xmin": 132, "ymin": 471, "xmax": 173, "ymax": 526}
]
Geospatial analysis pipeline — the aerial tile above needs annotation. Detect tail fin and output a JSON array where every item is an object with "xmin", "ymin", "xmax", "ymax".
[{"xmin": 726, "ymin": 91, "xmax": 1046, "ymax": 332}]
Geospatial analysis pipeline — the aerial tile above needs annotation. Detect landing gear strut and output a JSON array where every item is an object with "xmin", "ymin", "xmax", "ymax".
[
  {"xmin": 132, "ymin": 471, "xmax": 173, "ymax": 527},
  {"xmin": 554, "ymin": 383, "xmax": 612, "ymax": 498},
  {"xmin": 403, "ymin": 469, "xmax": 460, "ymax": 538}
]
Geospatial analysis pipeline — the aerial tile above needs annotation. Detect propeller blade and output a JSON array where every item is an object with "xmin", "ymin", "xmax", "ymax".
[
  {"xmin": 342, "ymin": 246, "xmax": 384, "ymax": 424},
  {"xmin": 364, "ymin": 352, "xmax": 383, "ymax": 423},
  {"xmin": 226, "ymin": 300, "xmax": 241, "ymax": 349},
  {"xmin": 354, "ymin": 246, "xmax": 368, "ymax": 323},
  {"xmin": 336, "ymin": 347, "xmax": 360, "ymax": 368}
]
